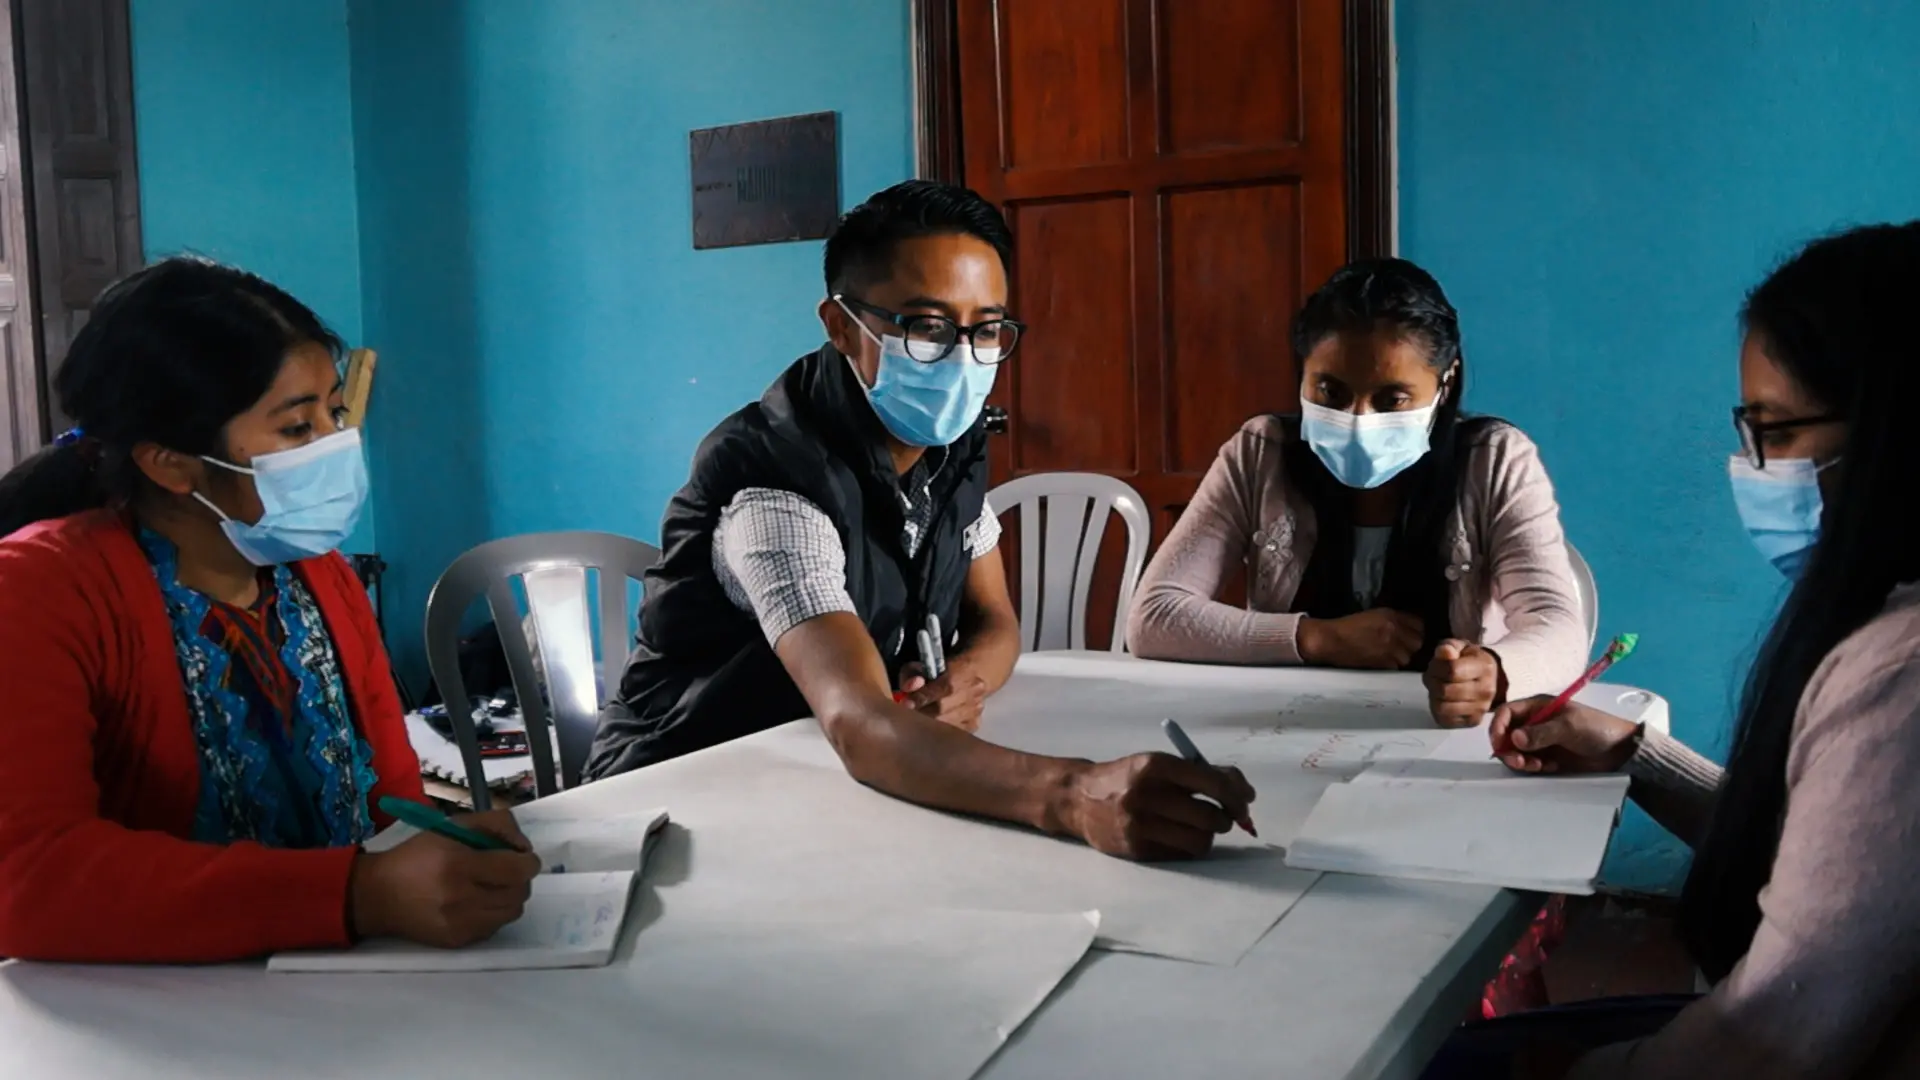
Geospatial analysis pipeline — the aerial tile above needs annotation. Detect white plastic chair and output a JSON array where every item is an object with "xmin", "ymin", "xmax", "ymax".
[
  {"xmin": 1566, "ymin": 540, "xmax": 1599, "ymax": 653},
  {"xmin": 424, "ymin": 531, "xmax": 662, "ymax": 808},
  {"xmin": 987, "ymin": 472, "xmax": 1150, "ymax": 653}
]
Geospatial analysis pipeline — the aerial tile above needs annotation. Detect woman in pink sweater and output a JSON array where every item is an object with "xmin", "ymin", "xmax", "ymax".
[
  {"xmin": 1425, "ymin": 223, "xmax": 1920, "ymax": 1078},
  {"xmin": 1127, "ymin": 258, "xmax": 1590, "ymax": 728}
]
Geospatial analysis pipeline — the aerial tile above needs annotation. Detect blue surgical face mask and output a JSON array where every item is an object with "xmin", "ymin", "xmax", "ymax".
[
  {"xmin": 1300, "ymin": 399, "xmax": 1439, "ymax": 489},
  {"xmin": 841, "ymin": 300, "xmax": 998, "ymax": 448},
  {"xmin": 1728, "ymin": 454, "xmax": 1828, "ymax": 579},
  {"xmin": 195, "ymin": 427, "xmax": 370, "ymax": 566}
]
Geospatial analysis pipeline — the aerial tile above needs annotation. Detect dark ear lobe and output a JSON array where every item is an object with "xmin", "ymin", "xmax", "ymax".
[
  {"xmin": 130, "ymin": 442, "xmax": 199, "ymax": 497},
  {"xmin": 818, "ymin": 296, "xmax": 857, "ymax": 357}
]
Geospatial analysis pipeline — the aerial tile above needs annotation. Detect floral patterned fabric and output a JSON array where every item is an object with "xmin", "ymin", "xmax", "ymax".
[
  {"xmin": 141, "ymin": 530, "xmax": 377, "ymax": 848},
  {"xmin": 1481, "ymin": 895, "xmax": 1569, "ymax": 1018}
]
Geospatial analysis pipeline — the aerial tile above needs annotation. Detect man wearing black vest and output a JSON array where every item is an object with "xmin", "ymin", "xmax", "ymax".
[{"xmin": 586, "ymin": 181, "xmax": 1254, "ymax": 861}]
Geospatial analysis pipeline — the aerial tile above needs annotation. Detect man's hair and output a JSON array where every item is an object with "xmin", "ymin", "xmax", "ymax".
[{"xmin": 823, "ymin": 180, "xmax": 1013, "ymax": 296}]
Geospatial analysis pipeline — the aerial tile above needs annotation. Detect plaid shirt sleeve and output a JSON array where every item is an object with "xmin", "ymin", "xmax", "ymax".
[
  {"xmin": 710, "ymin": 487, "xmax": 858, "ymax": 646},
  {"xmin": 968, "ymin": 497, "xmax": 1001, "ymax": 560}
]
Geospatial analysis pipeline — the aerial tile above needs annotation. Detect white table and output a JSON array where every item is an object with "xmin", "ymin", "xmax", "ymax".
[
  {"xmin": 970, "ymin": 654, "xmax": 1665, "ymax": 1078},
  {"xmin": 532, "ymin": 651, "xmax": 1665, "ymax": 1080},
  {"xmin": 3, "ymin": 652, "xmax": 1665, "ymax": 1080}
]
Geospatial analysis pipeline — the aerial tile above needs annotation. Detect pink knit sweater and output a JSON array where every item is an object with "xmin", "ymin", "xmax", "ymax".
[
  {"xmin": 1572, "ymin": 583, "xmax": 1920, "ymax": 1078},
  {"xmin": 1125, "ymin": 415, "xmax": 1589, "ymax": 698}
]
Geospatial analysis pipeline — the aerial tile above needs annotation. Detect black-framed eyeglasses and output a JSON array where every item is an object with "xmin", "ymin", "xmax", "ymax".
[
  {"xmin": 838, "ymin": 296, "xmax": 1023, "ymax": 366},
  {"xmin": 1732, "ymin": 405, "xmax": 1840, "ymax": 468}
]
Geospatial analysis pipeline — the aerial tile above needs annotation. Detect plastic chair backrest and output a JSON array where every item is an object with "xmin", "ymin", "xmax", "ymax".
[
  {"xmin": 423, "ymin": 531, "xmax": 661, "ymax": 808},
  {"xmin": 986, "ymin": 472, "xmax": 1150, "ymax": 653},
  {"xmin": 1565, "ymin": 540, "xmax": 1599, "ymax": 654}
]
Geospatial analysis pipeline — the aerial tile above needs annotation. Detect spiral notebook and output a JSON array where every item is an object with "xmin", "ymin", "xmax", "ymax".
[{"xmin": 268, "ymin": 808, "xmax": 668, "ymax": 974}]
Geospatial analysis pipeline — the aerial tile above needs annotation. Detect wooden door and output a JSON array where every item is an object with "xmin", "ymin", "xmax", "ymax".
[
  {"xmin": 942, "ymin": 0, "xmax": 1378, "ymax": 646},
  {"xmin": 17, "ymin": 0, "xmax": 142, "ymax": 435},
  {"xmin": 0, "ymin": 0, "xmax": 41, "ymax": 469}
]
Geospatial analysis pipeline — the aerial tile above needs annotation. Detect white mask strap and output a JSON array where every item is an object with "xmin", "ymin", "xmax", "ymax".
[
  {"xmin": 834, "ymin": 296, "xmax": 887, "ymax": 350},
  {"xmin": 190, "ymin": 490, "xmax": 236, "ymax": 524},
  {"xmin": 200, "ymin": 455, "xmax": 255, "ymax": 477}
]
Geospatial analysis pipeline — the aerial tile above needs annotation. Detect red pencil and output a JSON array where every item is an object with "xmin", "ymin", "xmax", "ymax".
[{"xmin": 1497, "ymin": 632, "xmax": 1639, "ymax": 755}]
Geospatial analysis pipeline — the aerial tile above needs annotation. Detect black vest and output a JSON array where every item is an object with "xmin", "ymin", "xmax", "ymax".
[{"xmin": 583, "ymin": 345, "xmax": 990, "ymax": 779}]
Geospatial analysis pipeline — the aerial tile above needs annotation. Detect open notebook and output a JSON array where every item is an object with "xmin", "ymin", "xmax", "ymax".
[
  {"xmin": 269, "ymin": 808, "xmax": 669, "ymax": 974},
  {"xmin": 1284, "ymin": 722, "xmax": 1628, "ymax": 893}
]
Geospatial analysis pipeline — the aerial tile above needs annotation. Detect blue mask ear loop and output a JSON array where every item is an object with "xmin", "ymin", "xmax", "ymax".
[{"xmin": 190, "ymin": 454, "xmax": 256, "ymax": 526}]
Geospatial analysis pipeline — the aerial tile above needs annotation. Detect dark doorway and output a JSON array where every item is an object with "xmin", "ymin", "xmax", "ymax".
[
  {"xmin": 915, "ymin": 0, "xmax": 1392, "ymax": 646},
  {"xmin": 14, "ymin": 0, "xmax": 143, "ymax": 441},
  {"xmin": 0, "ymin": 0, "xmax": 38, "ymax": 469}
]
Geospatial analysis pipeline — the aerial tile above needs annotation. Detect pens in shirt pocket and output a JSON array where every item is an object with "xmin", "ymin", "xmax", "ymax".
[{"xmin": 899, "ymin": 615, "xmax": 949, "ymax": 706}]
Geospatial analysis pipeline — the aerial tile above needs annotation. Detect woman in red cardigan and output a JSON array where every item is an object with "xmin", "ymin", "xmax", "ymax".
[{"xmin": 0, "ymin": 257, "xmax": 540, "ymax": 962}]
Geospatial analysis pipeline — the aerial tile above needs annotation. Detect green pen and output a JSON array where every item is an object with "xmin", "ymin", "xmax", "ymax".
[{"xmin": 378, "ymin": 796, "xmax": 512, "ymax": 851}]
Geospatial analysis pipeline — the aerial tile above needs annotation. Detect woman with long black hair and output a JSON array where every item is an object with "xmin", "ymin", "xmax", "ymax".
[
  {"xmin": 0, "ymin": 257, "xmax": 540, "ymax": 962},
  {"xmin": 1128, "ymin": 257, "xmax": 1589, "ymax": 728},
  {"xmin": 1430, "ymin": 222, "xmax": 1920, "ymax": 1077},
  {"xmin": 1129, "ymin": 258, "xmax": 1593, "ymax": 1016}
]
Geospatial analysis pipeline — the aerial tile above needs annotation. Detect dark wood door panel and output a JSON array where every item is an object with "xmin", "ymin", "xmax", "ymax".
[
  {"xmin": 18, "ymin": 0, "xmax": 142, "ymax": 433},
  {"xmin": 995, "ymin": 194, "xmax": 1138, "ymax": 478},
  {"xmin": 1157, "ymin": 0, "xmax": 1304, "ymax": 156},
  {"xmin": 0, "ymin": 0, "xmax": 42, "ymax": 468},
  {"xmin": 947, "ymin": 0, "xmax": 1377, "ymax": 640},
  {"xmin": 997, "ymin": 0, "xmax": 1132, "ymax": 171},
  {"xmin": 1159, "ymin": 180, "xmax": 1307, "ymax": 475}
]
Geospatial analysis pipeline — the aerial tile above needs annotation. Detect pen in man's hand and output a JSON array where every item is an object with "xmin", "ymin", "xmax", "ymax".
[{"xmin": 1159, "ymin": 718, "xmax": 1256, "ymax": 837}]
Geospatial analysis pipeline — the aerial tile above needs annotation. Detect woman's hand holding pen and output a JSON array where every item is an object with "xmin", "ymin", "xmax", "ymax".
[
  {"xmin": 1490, "ymin": 697, "xmax": 1640, "ymax": 775},
  {"xmin": 347, "ymin": 810, "xmax": 542, "ymax": 948}
]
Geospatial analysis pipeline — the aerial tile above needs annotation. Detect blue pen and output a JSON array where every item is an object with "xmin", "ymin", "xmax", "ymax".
[
  {"xmin": 378, "ymin": 796, "xmax": 512, "ymax": 851},
  {"xmin": 1160, "ymin": 719, "xmax": 1257, "ymax": 837}
]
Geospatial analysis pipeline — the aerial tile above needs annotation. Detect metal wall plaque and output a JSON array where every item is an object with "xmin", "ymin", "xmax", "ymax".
[{"xmin": 690, "ymin": 111, "xmax": 840, "ymax": 250}]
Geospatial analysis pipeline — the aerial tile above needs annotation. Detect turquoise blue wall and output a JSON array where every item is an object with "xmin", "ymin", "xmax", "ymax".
[
  {"xmin": 129, "ymin": 0, "xmax": 374, "ymax": 552},
  {"xmin": 349, "ymin": 0, "xmax": 914, "ymax": 681},
  {"xmin": 136, "ymin": 4, "xmax": 1920, "ymax": 885},
  {"xmin": 1398, "ymin": 0, "xmax": 1920, "ymax": 890}
]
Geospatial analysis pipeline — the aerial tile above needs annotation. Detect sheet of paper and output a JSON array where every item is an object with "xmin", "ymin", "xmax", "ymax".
[
  {"xmin": 268, "ymin": 870, "xmax": 637, "ymax": 973},
  {"xmin": 364, "ymin": 808, "xmax": 670, "ymax": 875},
  {"xmin": 1427, "ymin": 719, "xmax": 1502, "ymax": 762},
  {"xmin": 0, "ymin": 908, "xmax": 1099, "ymax": 1080},
  {"xmin": 1282, "ymin": 716, "xmax": 1629, "ymax": 891},
  {"xmin": 1284, "ymin": 781, "xmax": 1621, "ymax": 893},
  {"xmin": 1348, "ymin": 720, "xmax": 1630, "ymax": 804},
  {"xmin": 520, "ymin": 808, "xmax": 670, "ymax": 874},
  {"xmin": 527, "ymin": 742, "xmax": 1318, "ymax": 967}
]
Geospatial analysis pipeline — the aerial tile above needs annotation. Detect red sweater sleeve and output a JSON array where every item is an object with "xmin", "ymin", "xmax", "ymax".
[{"xmin": 0, "ymin": 544, "xmax": 358, "ymax": 963}]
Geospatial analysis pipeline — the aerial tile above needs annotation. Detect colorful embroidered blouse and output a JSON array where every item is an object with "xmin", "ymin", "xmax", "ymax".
[{"xmin": 140, "ymin": 530, "xmax": 377, "ymax": 848}]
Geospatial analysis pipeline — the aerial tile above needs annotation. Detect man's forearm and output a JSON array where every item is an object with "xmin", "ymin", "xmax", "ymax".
[
  {"xmin": 781, "ymin": 612, "xmax": 1073, "ymax": 838},
  {"xmin": 821, "ymin": 697, "xmax": 1085, "ymax": 838}
]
